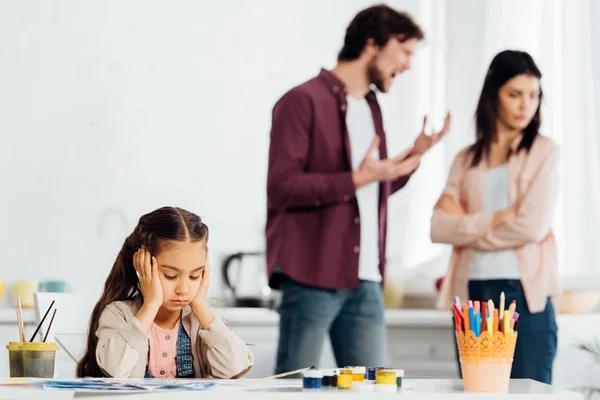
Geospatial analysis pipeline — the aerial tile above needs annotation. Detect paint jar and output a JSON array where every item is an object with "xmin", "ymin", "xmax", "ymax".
[
  {"xmin": 6, "ymin": 342, "xmax": 24, "ymax": 377},
  {"xmin": 351, "ymin": 366, "xmax": 366, "ymax": 382},
  {"xmin": 367, "ymin": 366, "xmax": 382, "ymax": 381},
  {"xmin": 376, "ymin": 368, "xmax": 396, "ymax": 385},
  {"xmin": 321, "ymin": 369, "xmax": 338, "ymax": 389},
  {"xmin": 302, "ymin": 369, "xmax": 323, "ymax": 390},
  {"xmin": 395, "ymin": 369, "xmax": 404, "ymax": 388},
  {"xmin": 337, "ymin": 368, "xmax": 353, "ymax": 389},
  {"xmin": 20, "ymin": 342, "xmax": 58, "ymax": 378}
]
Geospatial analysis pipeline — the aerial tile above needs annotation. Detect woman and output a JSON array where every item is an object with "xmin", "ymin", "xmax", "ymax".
[{"xmin": 431, "ymin": 50, "xmax": 559, "ymax": 384}]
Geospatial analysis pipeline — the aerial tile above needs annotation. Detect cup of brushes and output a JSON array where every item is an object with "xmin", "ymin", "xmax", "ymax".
[
  {"xmin": 6, "ymin": 298, "xmax": 58, "ymax": 378},
  {"xmin": 453, "ymin": 294, "xmax": 519, "ymax": 393}
]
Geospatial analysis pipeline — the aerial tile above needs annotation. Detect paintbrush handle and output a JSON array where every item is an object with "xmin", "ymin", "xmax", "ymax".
[
  {"xmin": 43, "ymin": 309, "xmax": 57, "ymax": 342},
  {"xmin": 16, "ymin": 307, "xmax": 24, "ymax": 342},
  {"xmin": 16, "ymin": 297, "xmax": 25, "ymax": 342},
  {"xmin": 261, "ymin": 366, "xmax": 312, "ymax": 380},
  {"xmin": 29, "ymin": 300, "xmax": 55, "ymax": 342}
]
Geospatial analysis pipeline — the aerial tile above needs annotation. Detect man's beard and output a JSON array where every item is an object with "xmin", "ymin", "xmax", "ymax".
[{"xmin": 367, "ymin": 60, "xmax": 387, "ymax": 93}]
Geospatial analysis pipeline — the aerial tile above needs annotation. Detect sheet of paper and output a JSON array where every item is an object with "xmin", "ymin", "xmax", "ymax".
[{"xmin": 43, "ymin": 378, "xmax": 215, "ymax": 392}]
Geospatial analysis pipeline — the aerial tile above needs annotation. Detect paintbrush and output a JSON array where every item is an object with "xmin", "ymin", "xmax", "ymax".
[
  {"xmin": 261, "ymin": 366, "xmax": 315, "ymax": 380},
  {"xmin": 43, "ymin": 309, "xmax": 57, "ymax": 342},
  {"xmin": 16, "ymin": 297, "xmax": 25, "ymax": 342},
  {"xmin": 29, "ymin": 300, "xmax": 55, "ymax": 342}
]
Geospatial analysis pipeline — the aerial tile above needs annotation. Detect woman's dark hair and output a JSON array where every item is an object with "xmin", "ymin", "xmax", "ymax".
[
  {"xmin": 76, "ymin": 206, "xmax": 209, "ymax": 377},
  {"xmin": 469, "ymin": 50, "xmax": 543, "ymax": 167},
  {"xmin": 338, "ymin": 4, "xmax": 424, "ymax": 61}
]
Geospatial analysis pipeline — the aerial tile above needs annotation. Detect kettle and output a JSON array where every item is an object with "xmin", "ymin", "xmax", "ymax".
[{"xmin": 221, "ymin": 252, "xmax": 274, "ymax": 308}]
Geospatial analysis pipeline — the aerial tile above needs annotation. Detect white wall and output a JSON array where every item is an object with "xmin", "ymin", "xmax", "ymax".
[
  {"xmin": 1, "ymin": 0, "xmax": 414, "ymax": 301},
  {"xmin": 2, "ymin": 1, "xmax": 599, "ymax": 304}
]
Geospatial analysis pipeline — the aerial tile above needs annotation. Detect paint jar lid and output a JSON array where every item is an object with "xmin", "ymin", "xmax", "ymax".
[
  {"xmin": 351, "ymin": 366, "xmax": 366, "ymax": 374},
  {"xmin": 374, "ymin": 384, "xmax": 397, "ymax": 393},
  {"xmin": 321, "ymin": 369, "xmax": 336, "ymax": 377},
  {"xmin": 352, "ymin": 382, "xmax": 374, "ymax": 392},
  {"xmin": 377, "ymin": 368, "xmax": 396, "ymax": 375},
  {"xmin": 395, "ymin": 369, "xmax": 405, "ymax": 377},
  {"xmin": 303, "ymin": 369, "xmax": 323, "ymax": 379},
  {"xmin": 6, "ymin": 342, "xmax": 23, "ymax": 350},
  {"xmin": 20, "ymin": 342, "xmax": 58, "ymax": 351}
]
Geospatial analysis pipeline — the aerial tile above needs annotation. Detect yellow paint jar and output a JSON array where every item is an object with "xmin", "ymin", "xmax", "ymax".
[
  {"xmin": 337, "ymin": 368, "xmax": 353, "ymax": 389},
  {"xmin": 351, "ymin": 366, "xmax": 366, "ymax": 382},
  {"xmin": 376, "ymin": 368, "xmax": 396, "ymax": 385}
]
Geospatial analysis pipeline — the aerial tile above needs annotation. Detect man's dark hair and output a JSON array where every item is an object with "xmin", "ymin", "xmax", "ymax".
[{"xmin": 338, "ymin": 4, "xmax": 424, "ymax": 61}]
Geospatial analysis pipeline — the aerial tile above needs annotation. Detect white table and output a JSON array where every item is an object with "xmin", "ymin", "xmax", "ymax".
[{"xmin": 0, "ymin": 379, "xmax": 584, "ymax": 400}]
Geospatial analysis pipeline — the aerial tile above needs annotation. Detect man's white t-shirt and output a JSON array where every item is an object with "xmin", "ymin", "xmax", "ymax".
[{"xmin": 345, "ymin": 95, "xmax": 382, "ymax": 282}]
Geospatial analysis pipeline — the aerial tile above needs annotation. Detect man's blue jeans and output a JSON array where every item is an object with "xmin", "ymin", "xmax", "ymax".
[{"xmin": 275, "ymin": 278, "xmax": 387, "ymax": 375}]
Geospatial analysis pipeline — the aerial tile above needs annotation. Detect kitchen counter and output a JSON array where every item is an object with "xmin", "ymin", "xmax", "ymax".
[
  {"xmin": 216, "ymin": 307, "xmax": 454, "ymax": 327},
  {"xmin": 5, "ymin": 305, "xmax": 600, "ymax": 329},
  {"xmin": 214, "ymin": 306, "xmax": 600, "ymax": 328},
  {"xmin": 0, "ymin": 306, "xmax": 455, "ymax": 327},
  {"xmin": 0, "ymin": 308, "xmax": 36, "ymax": 325}
]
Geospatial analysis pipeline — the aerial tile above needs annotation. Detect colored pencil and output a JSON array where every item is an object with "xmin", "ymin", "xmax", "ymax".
[
  {"xmin": 499, "ymin": 292, "xmax": 505, "ymax": 329},
  {"xmin": 481, "ymin": 302, "xmax": 487, "ymax": 332}
]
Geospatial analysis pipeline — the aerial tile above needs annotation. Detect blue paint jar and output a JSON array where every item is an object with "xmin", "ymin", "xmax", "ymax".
[
  {"xmin": 367, "ymin": 367, "xmax": 382, "ymax": 381},
  {"xmin": 303, "ymin": 369, "xmax": 323, "ymax": 390}
]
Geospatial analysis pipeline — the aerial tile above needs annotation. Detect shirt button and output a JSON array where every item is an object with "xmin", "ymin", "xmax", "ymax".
[
  {"xmin": 333, "ymin": 86, "xmax": 339, "ymax": 93},
  {"xmin": 340, "ymin": 104, "xmax": 347, "ymax": 112},
  {"xmin": 162, "ymin": 352, "xmax": 168, "ymax": 358},
  {"xmin": 343, "ymin": 195, "xmax": 350, "ymax": 202},
  {"xmin": 314, "ymin": 201, "xmax": 321, "ymax": 207},
  {"xmin": 160, "ymin": 370, "xmax": 165, "ymax": 375},
  {"xmin": 354, "ymin": 217, "xmax": 360, "ymax": 224},
  {"xmin": 354, "ymin": 246, "xmax": 359, "ymax": 254},
  {"xmin": 165, "ymin": 335, "xmax": 170, "ymax": 340}
]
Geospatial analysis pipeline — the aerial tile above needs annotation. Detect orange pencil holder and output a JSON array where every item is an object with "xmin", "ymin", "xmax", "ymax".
[{"xmin": 455, "ymin": 330, "xmax": 518, "ymax": 393}]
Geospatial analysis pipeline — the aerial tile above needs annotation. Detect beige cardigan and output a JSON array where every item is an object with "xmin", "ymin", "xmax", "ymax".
[
  {"xmin": 431, "ymin": 134, "xmax": 560, "ymax": 314},
  {"xmin": 95, "ymin": 299, "xmax": 254, "ymax": 378}
]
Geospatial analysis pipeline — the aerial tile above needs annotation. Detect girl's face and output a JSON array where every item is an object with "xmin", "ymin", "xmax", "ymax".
[
  {"xmin": 155, "ymin": 240, "xmax": 207, "ymax": 311},
  {"xmin": 497, "ymin": 74, "xmax": 541, "ymax": 132}
]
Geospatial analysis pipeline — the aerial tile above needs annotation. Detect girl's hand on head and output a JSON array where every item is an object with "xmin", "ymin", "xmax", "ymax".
[
  {"xmin": 191, "ymin": 249, "xmax": 211, "ymax": 310},
  {"xmin": 134, "ymin": 246, "xmax": 163, "ymax": 310}
]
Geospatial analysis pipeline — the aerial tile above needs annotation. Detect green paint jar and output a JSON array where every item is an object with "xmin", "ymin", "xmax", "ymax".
[{"xmin": 395, "ymin": 369, "xmax": 404, "ymax": 388}]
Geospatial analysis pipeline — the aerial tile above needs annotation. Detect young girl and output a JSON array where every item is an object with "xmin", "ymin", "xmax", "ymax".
[
  {"xmin": 77, "ymin": 206, "xmax": 254, "ymax": 378},
  {"xmin": 432, "ymin": 50, "xmax": 559, "ymax": 384}
]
